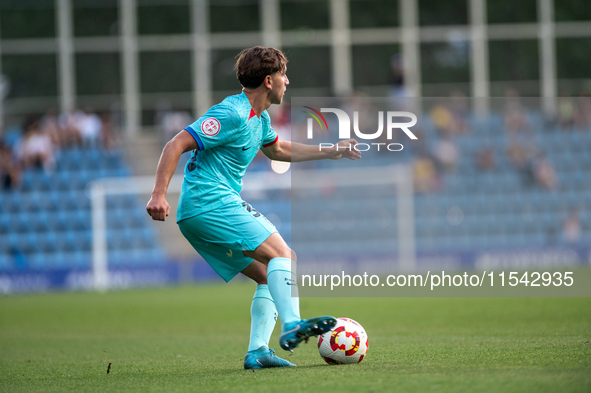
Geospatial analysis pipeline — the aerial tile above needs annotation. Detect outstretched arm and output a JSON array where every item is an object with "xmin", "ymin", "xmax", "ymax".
[
  {"xmin": 262, "ymin": 138, "xmax": 361, "ymax": 162},
  {"xmin": 146, "ymin": 130, "xmax": 197, "ymax": 221}
]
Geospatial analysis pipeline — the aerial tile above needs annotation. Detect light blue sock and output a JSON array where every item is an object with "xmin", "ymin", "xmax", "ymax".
[
  {"xmin": 291, "ymin": 286, "xmax": 301, "ymax": 321},
  {"xmin": 247, "ymin": 284, "xmax": 278, "ymax": 353},
  {"xmin": 267, "ymin": 257, "xmax": 300, "ymax": 331}
]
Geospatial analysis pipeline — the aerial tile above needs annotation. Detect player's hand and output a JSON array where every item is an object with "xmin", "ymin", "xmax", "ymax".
[
  {"xmin": 146, "ymin": 193, "xmax": 170, "ymax": 221},
  {"xmin": 330, "ymin": 138, "xmax": 362, "ymax": 160}
]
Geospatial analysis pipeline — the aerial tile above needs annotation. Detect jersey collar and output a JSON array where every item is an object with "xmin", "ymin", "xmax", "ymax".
[{"xmin": 241, "ymin": 91, "xmax": 259, "ymax": 121}]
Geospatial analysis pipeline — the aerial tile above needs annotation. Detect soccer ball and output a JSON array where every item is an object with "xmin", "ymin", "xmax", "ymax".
[{"xmin": 317, "ymin": 317, "xmax": 368, "ymax": 364}]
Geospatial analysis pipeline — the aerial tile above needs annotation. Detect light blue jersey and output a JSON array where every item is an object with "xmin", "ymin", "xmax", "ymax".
[{"xmin": 177, "ymin": 92, "xmax": 278, "ymax": 222}]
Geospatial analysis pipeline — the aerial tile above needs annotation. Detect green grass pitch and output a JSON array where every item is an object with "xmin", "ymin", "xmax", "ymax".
[{"xmin": 1, "ymin": 282, "xmax": 590, "ymax": 392}]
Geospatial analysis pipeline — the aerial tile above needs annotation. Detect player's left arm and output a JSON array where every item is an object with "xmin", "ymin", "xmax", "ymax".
[{"xmin": 262, "ymin": 139, "xmax": 361, "ymax": 162}]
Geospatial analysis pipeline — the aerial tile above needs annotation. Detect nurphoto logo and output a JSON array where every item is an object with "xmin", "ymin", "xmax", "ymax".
[{"xmin": 303, "ymin": 106, "xmax": 418, "ymax": 152}]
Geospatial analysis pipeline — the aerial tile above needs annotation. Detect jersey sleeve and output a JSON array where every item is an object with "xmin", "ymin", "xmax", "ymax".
[
  {"xmin": 184, "ymin": 103, "xmax": 241, "ymax": 150},
  {"xmin": 261, "ymin": 115, "xmax": 278, "ymax": 148}
]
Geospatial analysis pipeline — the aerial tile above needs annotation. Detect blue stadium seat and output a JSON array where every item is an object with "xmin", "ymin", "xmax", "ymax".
[
  {"xmin": 64, "ymin": 251, "xmax": 84, "ymax": 268},
  {"xmin": 0, "ymin": 214, "xmax": 10, "ymax": 235},
  {"xmin": 73, "ymin": 230, "xmax": 92, "ymax": 252},
  {"xmin": 0, "ymin": 253, "xmax": 11, "ymax": 271},
  {"xmin": 55, "ymin": 230, "xmax": 79, "ymax": 253},
  {"xmin": 29, "ymin": 211, "xmax": 50, "ymax": 234},
  {"xmin": 10, "ymin": 212, "xmax": 32, "ymax": 233},
  {"xmin": 26, "ymin": 253, "xmax": 48, "ymax": 270}
]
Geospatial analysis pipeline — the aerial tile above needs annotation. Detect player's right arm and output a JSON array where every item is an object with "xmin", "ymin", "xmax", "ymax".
[{"xmin": 146, "ymin": 130, "xmax": 197, "ymax": 221}]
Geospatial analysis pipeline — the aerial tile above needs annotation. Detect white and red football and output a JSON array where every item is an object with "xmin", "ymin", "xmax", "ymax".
[{"xmin": 317, "ymin": 317, "xmax": 368, "ymax": 365}]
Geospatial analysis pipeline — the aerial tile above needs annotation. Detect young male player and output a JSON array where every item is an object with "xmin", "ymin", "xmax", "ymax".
[{"xmin": 146, "ymin": 46, "xmax": 360, "ymax": 369}]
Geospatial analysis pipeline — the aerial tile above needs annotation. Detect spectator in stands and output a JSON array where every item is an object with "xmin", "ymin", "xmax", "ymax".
[
  {"xmin": 75, "ymin": 107, "xmax": 102, "ymax": 148},
  {"xmin": 474, "ymin": 146, "xmax": 496, "ymax": 171},
  {"xmin": 562, "ymin": 209, "xmax": 581, "ymax": 244},
  {"xmin": 100, "ymin": 112, "xmax": 118, "ymax": 150},
  {"xmin": 430, "ymin": 100, "xmax": 466, "ymax": 137},
  {"xmin": 505, "ymin": 137, "xmax": 539, "ymax": 187},
  {"xmin": 449, "ymin": 91, "xmax": 469, "ymax": 134},
  {"xmin": 58, "ymin": 108, "xmax": 82, "ymax": 147},
  {"xmin": 506, "ymin": 140, "xmax": 532, "ymax": 170},
  {"xmin": 557, "ymin": 95, "xmax": 575, "ymax": 131},
  {"xmin": 18, "ymin": 115, "xmax": 56, "ymax": 172},
  {"xmin": 575, "ymin": 92, "xmax": 591, "ymax": 130},
  {"xmin": 430, "ymin": 101, "xmax": 454, "ymax": 137},
  {"xmin": 388, "ymin": 54, "xmax": 410, "ymax": 107},
  {"xmin": 506, "ymin": 132, "xmax": 538, "ymax": 167},
  {"xmin": 533, "ymin": 153, "xmax": 558, "ymax": 190},
  {"xmin": 40, "ymin": 108, "xmax": 62, "ymax": 147},
  {"xmin": 413, "ymin": 149, "xmax": 439, "ymax": 193},
  {"xmin": 0, "ymin": 141, "xmax": 21, "ymax": 190},
  {"xmin": 504, "ymin": 89, "xmax": 530, "ymax": 134},
  {"xmin": 432, "ymin": 135, "xmax": 459, "ymax": 172}
]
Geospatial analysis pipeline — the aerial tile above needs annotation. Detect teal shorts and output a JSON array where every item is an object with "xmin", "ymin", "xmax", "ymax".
[{"xmin": 177, "ymin": 201, "xmax": 278, "ymax": 282}]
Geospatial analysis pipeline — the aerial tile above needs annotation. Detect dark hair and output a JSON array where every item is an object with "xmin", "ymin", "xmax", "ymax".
[
  {"xmin": 235, "ymin": 46, "xmax": 287, "ymax": 89},
  {"xmin": 22, "ymin": 113, "xmax": 42, "ymax": 131}
]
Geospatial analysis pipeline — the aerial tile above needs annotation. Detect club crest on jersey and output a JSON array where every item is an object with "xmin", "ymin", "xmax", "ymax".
[{"xmin": 201, "ymin": 117, "xmax": 221, "ymax": 136}]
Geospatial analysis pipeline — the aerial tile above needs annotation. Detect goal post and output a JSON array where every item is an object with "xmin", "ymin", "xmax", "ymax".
[{"xmin": 88, "ymin": 165, "xmax": 415, "ymax": 291}]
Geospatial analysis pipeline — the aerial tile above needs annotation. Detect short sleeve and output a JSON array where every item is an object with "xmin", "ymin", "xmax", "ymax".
[
  {"xmin": 261, "ymin": 114, "xmax": 278, "ymax": 148},
  {"xmin": 184, "ymin": 103, "xmax": 241, "ymax": 150}
]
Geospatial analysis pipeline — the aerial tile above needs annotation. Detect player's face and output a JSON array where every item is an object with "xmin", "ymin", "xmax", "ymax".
[{"xmin": 270, "ymin": 70, "xmax": 289, "ymax": 105}]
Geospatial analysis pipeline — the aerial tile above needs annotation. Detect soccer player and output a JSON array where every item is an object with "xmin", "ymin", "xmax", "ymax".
[{"xmin": 146, "ymin": 46, "xmax": 360, "ymax": 369}]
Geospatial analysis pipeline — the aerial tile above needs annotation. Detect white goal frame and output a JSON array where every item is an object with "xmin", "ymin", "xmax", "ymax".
[{"xmin": 89, "ymin": 165, "xmax": 415, "ymax": 291}]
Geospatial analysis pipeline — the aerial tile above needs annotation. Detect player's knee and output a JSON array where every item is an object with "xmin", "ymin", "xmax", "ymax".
[
  {"xmin": 266, "ymin": 246, "xmax": 292, "ymax": 263},
  {"xmin": 276, "ymin": 245, "xmax": 292, "ymax": 260}
]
